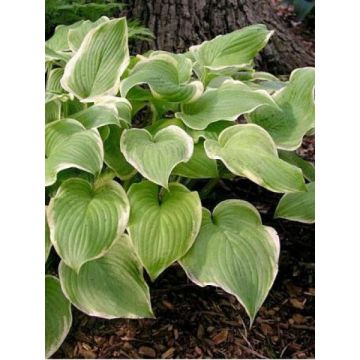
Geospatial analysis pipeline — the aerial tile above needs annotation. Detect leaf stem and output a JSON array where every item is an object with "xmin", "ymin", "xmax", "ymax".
[{"xmin": 200, "ymin": 178, "xmax": 220, "ymax": 198}]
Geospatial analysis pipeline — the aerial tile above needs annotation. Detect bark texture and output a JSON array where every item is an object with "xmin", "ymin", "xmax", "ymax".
[{"xmin": 123, "ymin": 0, "xmax": 314, "ymax": 74}]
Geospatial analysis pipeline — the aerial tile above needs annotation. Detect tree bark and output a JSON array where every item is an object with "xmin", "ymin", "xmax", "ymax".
[{"xmin": 123, "ymin": 0, "xmax": 314, "ymax": 75}]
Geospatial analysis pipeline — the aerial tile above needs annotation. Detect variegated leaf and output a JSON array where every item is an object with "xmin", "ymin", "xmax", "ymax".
[
  {"xmin": 120, "ymin": 125, "xmax": 193, "ymax": 188},
  {"xmin": 204, "ymin": 124, "xmax": 306, "ymax": 193},
  {"xmin": 127, "ymin": 181, "xmax": 202, "ymax": 280},
  {"xmin": 61, "ymin": 18, "xmax": 130, "ymax": 101},
  {"xmin": 175, "ymin": 80, "xmax": 277, "ymax": 130},
  {"xmin": 45, "ymin": 276, "xmax": 72, "ymax": 358},
  {"xmin": 247, "ymin": 67, "xmax": 315, "ymax": 150},
  {"xmin": 59, "ymin": 234, "xmax": 153, "ymax": 319},
  {"xmin": 45, "ymin": 119, "xmax": 103, "ymax": 186},
  {"xmin": 48, "ymin": 178, "xmax": 129, "ymax": 272},
  {"xmin": 180, "ymin": 200, "xmax": 279, "ymax": 322}
]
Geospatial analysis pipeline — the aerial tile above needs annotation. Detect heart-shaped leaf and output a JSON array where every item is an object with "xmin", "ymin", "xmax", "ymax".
[
  {"xmin": 61, "ymin": 18, "xmax": 129, "ymax": 101},
  {"xmin": 120, "ymin": 125, "xmax": 193, "ymax": 188},
  {"xmin": 180, "ymin": 200, "xmax": 280, "ymax": 322},
  {"xmin": 59, "ymin": 234, "xmax": 153, "ymax": 319},
  {"xmin": 48, "ymin": 178, "xmax": 130, "ymax": 272},
  {"xmin": 247, "ymin": 67, "xmax": 315, "ymax": 150},
  {"xmin": 45, "ymin": 276, "xmax": 72, "ymax": 358},
  {"xmin": 45, "ymin": 119, "xmax": 103, "ymax": 186},
  {"xmin": 190, "ymin": 24, "xmax": 273, "ymax": 71},
  {"xmin": 275, "ymin": 182, "xmax": 315, "ymax": 223},
  {"xmin": 120, "ymin": 52, "xmax": 203, "ymax": 103},
  {"xmin": 127, "ymin": 181, "xmax": 202, "ymax": 280},
  {"xmin": 173, "ymin": 141, "xmax": 219, "ymax": 179},
  {"xmin": 175, "ymin": 80, "xmax": 277, "ymax": 130},
  {"xmin": 204, "ymin": 124, "xmax": 306, "ymax": 193}
]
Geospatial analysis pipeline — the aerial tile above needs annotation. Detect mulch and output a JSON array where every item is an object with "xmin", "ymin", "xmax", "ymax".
[{"xmin": 53, "ymin": 136, "xmax": 315, "ymax": 359}]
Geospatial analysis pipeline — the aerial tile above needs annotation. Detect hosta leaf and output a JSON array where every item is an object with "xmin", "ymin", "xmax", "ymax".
[
  {"xmin": 146, "ymin": 118, "xmax": 185, "ymax": 135},
  {"xmin": 45, "ymin": 276, "xmax": 72, "ymax": 358},
  {"xmin": 45, "ymin": 45, "xmax": 71, "ymax": 64},
  {"xmin": 46, "ymin": 68, "xmax": 65, "ymax": 94},
  {"xmin": 47, "ymin": 178, "xmax": 130, "ymax": 272},
  {"xmin": 104, "ymin": 126, "xmax": 136, "ymax": 180},
  {"xmin": 252, "ymin": 72, "xmax": 280, "ymax": 82},
  {"xmin": 120, "ymin": 53, "xmax": 203, "ymax": 103},
  {"xmin": 71, "ymin": 105, "xmax": 120, "ymax": 129},
  {"xmin": 120, "ymin": 125, "xmax": 193, "ymax": 188},
  {"xmin": 61, "ymin": 98, "xmax": 84, "ymax": 118},
  {"xmin": 95, "ymin": 96, "xmax": 132, "ymax": 126},
  {"xmin": 190, "ymin": 24, "xmax": 273, "ymax": 70},
  {"xmin": 173, "ymin": 141, "xmax": 219, "ymax": 179},
  {"xmin": 247, "ymin": 67, "xmax": 315, "ymax": 150},
  {"xmin": 45, "ymin": 119, "xmax": 103, "ymax": 186},
  {"xmin": 127, "ymin": 181, "xmax": 202, "ymax": 280},
  {"xmin": 149, "ymin": 51, "xmax": 193, "ymax": 83},
  {"xmin": 46, "ymin": 21, "xmax": 84, "ymax": 52},
  {"xmin": 61, "ymin": 18, "xmax": 130, "ymax": 101},
  {"xmin": 180, "ymin": 200, "xmax": 279, "ymax": 322},
  {"xmin": 59, "ymin": 234, "xmax": 153, "ymax": 319},
  {"xmin": 175, "ymin": 80, "xmax": 277, "ymax": 130},
  {"xmin": 275, "ymin": 182, "xmax": 315, "ymax": 223},
  {"xmin": 99, "ymin": 126, "xmax": 110, "ymax": 141},
  {"xmin": 45, "ymin": 208, "xmax": 51, "ymax": 262},
  {"xmin": 45, "ymin": 99, "xmax": 61, "ymax": 124},
  {"xmin": 204, "ymin": 124, "xmax": 306, "ymax": 193},
  {"xmin": 188, "ymin": 120, "xmax": 233, "ymax": 143},
  {"xmin": 278, "ymin": 150, "xmax": 315, "ymax": 182},
  {"xmin": 68, "ymin": 16, "xmax": 109, "ymax": 52},
  {"xmin": 45, "ymin": 92, "xmax": 70, "ymax": 104}
]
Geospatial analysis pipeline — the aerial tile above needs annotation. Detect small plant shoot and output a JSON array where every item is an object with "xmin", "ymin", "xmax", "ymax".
[{"xmin": 45, "ymin": 16, "xmax": 315, "ymax": 357}]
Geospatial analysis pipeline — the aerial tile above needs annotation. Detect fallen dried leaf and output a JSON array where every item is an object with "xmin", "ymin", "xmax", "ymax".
[
  {"xmin": 260, "ymin": 323, "xmax": 273, "ymax": 336},
  {"xmin": 293, "ymin": 313, "xmax": 306, "ymax": 324},
  {"xmin": 289, "ymin": 298, "xmax": 305, "ymax": 310},
  {"xmin": 162, "ymin": 300, "xmax": 174, "ymax": 310},
  {"xmin": 138, "ymin": 346, "xmax": 156, "ymax": 358},
  {"xmin": 161, "ymin": 347, "xmax": 175, "ymax": 359},
  {"xmin": 212, "ymin": 329, "xmax": 229, "ymax": 344},
  {"xmin": 93, "ymin": 336, "xmax": 105, "ymax": 346}
]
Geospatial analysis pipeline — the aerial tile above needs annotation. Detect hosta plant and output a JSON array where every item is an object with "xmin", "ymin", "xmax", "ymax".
[{"xmin": 45, "ymin": 17, "xmax": 315, "ymax": 358}]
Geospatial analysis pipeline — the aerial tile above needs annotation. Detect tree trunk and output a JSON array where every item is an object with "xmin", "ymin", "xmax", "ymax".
[{"xmin": 123, "ymin": 0, "xmax": 314, "ymax": 75}]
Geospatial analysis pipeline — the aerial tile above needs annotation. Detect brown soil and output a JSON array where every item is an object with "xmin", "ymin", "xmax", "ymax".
[{"xmin": 53, "ymin": 137, "xmax": 315, "ymax": 359}]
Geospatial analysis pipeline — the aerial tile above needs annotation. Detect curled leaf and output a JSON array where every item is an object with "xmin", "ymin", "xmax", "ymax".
[{"xmin": 204, "ymin": 124, "xmax": 306, "ymax": 193}]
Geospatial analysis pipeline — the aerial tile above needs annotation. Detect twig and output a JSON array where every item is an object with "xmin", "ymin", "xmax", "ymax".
[
  {"xmin": 290, "ymin": 324, "xmax": 315, "ymax": 331},
  {"xmin": 237, "ymin": 343, "xmax": 268, "ymax": 359}
]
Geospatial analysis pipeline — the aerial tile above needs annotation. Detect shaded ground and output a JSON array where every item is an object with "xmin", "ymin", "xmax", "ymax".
[{"xmin": 54, "ymin": 137, "xmax": 315, "ymax": 359}]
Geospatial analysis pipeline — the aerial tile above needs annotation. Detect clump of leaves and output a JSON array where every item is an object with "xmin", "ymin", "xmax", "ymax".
[{"xmin": 45, "ymin": 17, "xmax": 315, "ymax": 358}]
